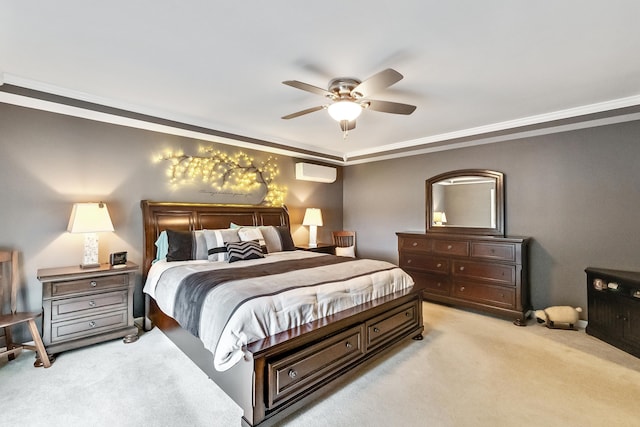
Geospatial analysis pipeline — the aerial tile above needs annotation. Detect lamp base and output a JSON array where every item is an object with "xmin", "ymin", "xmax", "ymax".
[
  {"xmin": 80, "ymin": 263, "xmax": 101, "ymax": 269},
  {"xmin": 81, "ymin": 233, "xmax": 100, "ymax": 269},
  {"xmin": 308, "ymin": 225, "xmax": 318, "ymax": 248}
]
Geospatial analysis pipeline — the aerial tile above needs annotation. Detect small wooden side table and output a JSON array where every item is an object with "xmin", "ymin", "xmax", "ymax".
[
  {"xmin": 295, "ymin": 243, "xmax": 336, "ymax": 255},
  {"xmin": 38, "ymin": 262, "xmax": 139, "ymax": 358}
]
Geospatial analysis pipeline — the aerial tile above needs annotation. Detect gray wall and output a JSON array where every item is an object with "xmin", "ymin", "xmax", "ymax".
[
  {"xmin": 0, "ymin": 103, "xmax": 343, "ymax": 329},
  {"xmin": 343, "ymin": 120, "xmax": 640, "ymax": 313}
]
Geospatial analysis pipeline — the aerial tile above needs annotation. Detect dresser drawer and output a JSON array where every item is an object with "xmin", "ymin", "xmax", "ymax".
[
  {"xmin": 471, "ymin": 242, "xmax": 516, "ymax": 262},
  {"xmin": 453, "ymin": 260, "xmax": 516, "ymax": 285},
  {"xmin": 49, "ymin": 310, "xmax": 129, "ymax": 343},
  {"xmin": 366, "ymin": 300, "xmax": 420, "ymax": 351},
  {"xmin": 453, "ymin": 281, "xmax": 515, "ymax": 308},
  {"xmin": 400, "ymin": 237, "xmax": 430, "ymax": 251},
  {"xmin": 408, "ymin": 271, "xmax": 451, "ymax": 296},
  {"xmin": 51, "ymin": 290, "xmax": 128, "ymax": 320},
  {"xmin": 399, "ymin": 254, "xmax": 449, "ymax": 274},
  {"xmin": 432, "ymin": 240, "xmax": 469, "ymax": 257},
  {"xmin": 267, "ymin": 326, "xmax": 364, "ymax": 408},
  {"xmin": 52, "ymin": 274, "xmax": 128, "ymax": 296}
]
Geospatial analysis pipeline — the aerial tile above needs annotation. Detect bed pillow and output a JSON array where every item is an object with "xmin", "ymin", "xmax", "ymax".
[
  {"xmin": 236, "ymin": 227, "xmax": 267, "ymax": 253},
  {"xmin": 226, "ymin": 240, "xmax": 265, "ymax": 263},
  {"xmin": 204, "ymin": 228, "xmax": 240, "ymax": 262},
  {"xmin": 259, "ymin": 225, "xmax": 296, "ymax": 253},
  {"xmin": 153, "ymin": 231, "xmax": 169, "ymax": 263},
  {"xmin": 162, "ymin": 230, "xmax": 209, "ymax": 262}
]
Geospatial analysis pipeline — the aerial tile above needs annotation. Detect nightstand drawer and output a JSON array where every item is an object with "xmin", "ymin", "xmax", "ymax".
[
  {"xmin": 52, "ymin": 274, "xmax": 128, "ymax": 296},
  {"xmin": 50, "ymin": 310, "xmax": 129, "ymax": 343},
  {"xmin": 51, "ymin": 290, "xmax": 128, "ymax": 320}
]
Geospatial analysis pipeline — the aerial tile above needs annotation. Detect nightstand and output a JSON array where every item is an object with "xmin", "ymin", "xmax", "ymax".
[
  {"xmin": 295, "ymin": 243, "xmax": 336, "ymax": 254},
  {"xmin": 38, "ymin": 262, "xmax": 139, "ymax": 357}
]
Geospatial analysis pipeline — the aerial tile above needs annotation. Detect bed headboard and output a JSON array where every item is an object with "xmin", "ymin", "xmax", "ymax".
[{"xmin": 140, "ymin": 200, "xmax": 290, "ymax": 277}]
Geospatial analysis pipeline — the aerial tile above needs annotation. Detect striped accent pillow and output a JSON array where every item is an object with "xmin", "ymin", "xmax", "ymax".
[
  {"xmin": 204, "ymin": 229, "xmax": 240, "ymax": 262},
  {"xmin": 165, "ymin": 230, "xmax": 209, "ymax": 262},
  {"xmin": 226, "ymin": 241, "xmax": 265, "ymax": 263},
  {"xmin": 259, "ymin": 226, "xmax": 296, "ymax": 253}
]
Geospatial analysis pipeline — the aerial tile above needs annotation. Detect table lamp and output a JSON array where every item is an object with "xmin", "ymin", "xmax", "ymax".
[
  {"xmin": 67, "ymin": 202, "xmax": 114, "ymax": 268},
  {"xmin": 302, "ymin": 208, "xmax": 323, "ymax": 248}
]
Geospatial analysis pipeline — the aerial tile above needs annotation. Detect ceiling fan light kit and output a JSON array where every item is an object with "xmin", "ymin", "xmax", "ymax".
[
  {"xmin": 282, "ymin": 68, "xmax": 416, "ymax": 136},
  {"xmin": 327, "ymin": 100, "xmax": 362, "ymax": 122}
]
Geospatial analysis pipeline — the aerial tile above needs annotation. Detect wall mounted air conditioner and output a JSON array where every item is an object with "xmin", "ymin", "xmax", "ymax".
[{"xmin": 295, "ymin": 162, "xmax": 337, "ymax": 183}]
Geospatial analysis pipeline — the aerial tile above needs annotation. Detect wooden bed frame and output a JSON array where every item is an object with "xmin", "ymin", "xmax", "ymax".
[{"xmin": 141, "ymin": 200, "xmax": 424, "ymax": 426}]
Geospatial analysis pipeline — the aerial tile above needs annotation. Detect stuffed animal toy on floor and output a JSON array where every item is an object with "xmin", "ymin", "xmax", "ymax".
[{"xmin": 535, "ymin": 306, "xmax": 583, "ymax": 330}]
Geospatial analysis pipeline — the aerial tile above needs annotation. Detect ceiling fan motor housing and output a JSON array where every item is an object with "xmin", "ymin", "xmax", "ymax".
[{"xmin": 328, "ymin": 78, "xmax": 362, "ymax": 99}]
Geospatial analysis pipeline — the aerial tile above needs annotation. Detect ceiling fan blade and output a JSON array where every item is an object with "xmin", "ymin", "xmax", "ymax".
[
  {"xmin": 281, "ymin": 105, "xmax": 325, "ymax": 120},
  {"xmin": 351, "ymin": 68, "xmax": 403, "ymax": 98},
  {"xmin": 366, "ymin": 99, "xmax": 416, "ymax": 115},
  {"xmin": 283, "ymin": 80, "xmax": 334, "ymax": 98},
  {"xmin": 339, "ymin": 120, "xmax": 356, "ymax": 132}
]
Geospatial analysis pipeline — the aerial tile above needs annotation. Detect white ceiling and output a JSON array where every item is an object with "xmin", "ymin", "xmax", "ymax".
[{"xmin": 2, "ymin": 1, "xmax": 640, "ymax": 164}]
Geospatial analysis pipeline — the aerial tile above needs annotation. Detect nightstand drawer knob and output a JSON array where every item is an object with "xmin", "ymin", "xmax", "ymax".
[
  {"xmin": 89, "ymin": 321, "xmax": 97, "ymax": 328},
  {"xmin": 89, "ymin": 300, "xmax": 96, "ymax": 307},
  {"xmin": 373, "ymin": 327, "xmax": 380, "ymax": 333},
  {"xmin": 288, "ymin": 369, "xmax": 297, "ymax": 379},
  {"xmin": 90, "ymin": 281, "xmax": 97, "ymax": 287},
  {"xmin": 345, "ymin": 341, "xmax": 353, "ymax": 349}
]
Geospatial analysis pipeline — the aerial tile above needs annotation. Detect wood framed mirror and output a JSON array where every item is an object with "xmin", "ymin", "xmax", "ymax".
[{"xmin": 426, "ymin": 169, "xmax": 504, "ymax": 236}]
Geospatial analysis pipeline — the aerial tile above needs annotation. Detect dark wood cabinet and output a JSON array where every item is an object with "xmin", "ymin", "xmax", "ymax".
[
  {"xmin": 397, "ymin": 232, "xmax": 530, "ymax": 325},
  {"xmin": 586, "ymin": 267, "xmax": 640, "ymax": 358}
]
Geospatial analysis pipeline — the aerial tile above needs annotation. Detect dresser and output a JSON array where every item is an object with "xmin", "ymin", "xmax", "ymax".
[
  {"xmin": 585, "ymin": 267, "xmax": 640, "ymax": 358},
  {"xmin": 397, "ymin": 232, "xmax": 530, "ymax": 325},
  {"xmin": 38, "ymin": 262, "xmax": 139, "ymax": 356}
]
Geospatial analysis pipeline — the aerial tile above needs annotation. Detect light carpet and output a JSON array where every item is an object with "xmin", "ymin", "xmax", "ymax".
[{"xmin": 2, "ymin": 302, "xmax": 640, "ymax": 427}]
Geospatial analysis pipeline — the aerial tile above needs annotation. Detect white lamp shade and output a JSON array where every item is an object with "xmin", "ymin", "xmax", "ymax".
[
  {"xmin": 67, "ymin": 203, "xmax": 114, "ymax": 233},
  {"xmin": 302, "ymin": 208, "xmax": 323, "ymax": 226},
  {"xmin": 327, "ymin": 101, "xmax": 362, "ymax": 122}
]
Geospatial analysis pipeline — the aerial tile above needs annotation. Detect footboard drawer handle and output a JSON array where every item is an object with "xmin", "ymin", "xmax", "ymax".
[
  {"xmin": 90, "ymin": 281, "xmax": 98, "ymax": 287},
  {"xmin": 373, "ymin": 327, "xmax": 380, "ymax": 333},
  {"xmin": 288, "ymin": 369, "xmax": 297, "ymax": 379},
  {"xmin": 89, "ymin": 321, "xmax": 97, "ymax": 328}
]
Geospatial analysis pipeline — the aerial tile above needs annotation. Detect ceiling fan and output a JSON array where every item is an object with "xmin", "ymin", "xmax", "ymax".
[{"xmin": 281, "ymin": 68, "xmax": 416, "ymax": 135}]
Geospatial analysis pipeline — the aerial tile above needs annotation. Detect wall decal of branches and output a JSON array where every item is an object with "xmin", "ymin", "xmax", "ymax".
[{"xmin": 158, "ymin": 147, "xmax": 287, "ymax": 206}]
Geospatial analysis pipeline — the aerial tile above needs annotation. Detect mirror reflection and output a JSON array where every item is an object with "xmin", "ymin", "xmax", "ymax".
[
  {"xmin": 426, "ymin": 169, "xmax": 504, "ymax": 236},
  {"xmin": 431, "ymin": 176, "xmax": 496, "ymax": 228}
]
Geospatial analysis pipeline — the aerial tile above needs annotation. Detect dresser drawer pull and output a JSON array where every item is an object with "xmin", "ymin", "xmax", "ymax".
[
  {"xmin": 345, "ymin": 341, "xmax": 353, "ymax": 349},
  {"xmin": 447, "ymin": 245, "xmax": 452, "ymax": 250},
  {"xmin": 88, "ymin": 300, "xmax": 96, "ymax": 307},
  {"xmin": 90, "ymin": 281, "xmax": 97, "ymax": 287},
  {"xmin": 460, "ymin": 287, "xmax": 465, "ymax": 292},
  {"xmin": 459, "ymin": 266, "xmax": 465, "ymax": 271},
  {"xmin": 288, "ymin": 369, "xmax": 297, "ymax": 379},
  {"xmin": 407, "ymin": 259, "xmax": 412, "ymax": 264},
  {"xmin": 412, "ymin": 242, "xmax": 418, "ymax": 247},
  {"xmin": 373, "ymin": 327, "xmax": 380, "ymax": 333},
  {"xmin": 89, "ymin": 321, "xmax": 97, "ymax": 328},
  {"xmin": 436, "ymin": 263, "xmax": 442, "ymax": 268},
  {"xmin": 405, "ymin": 311, "xmax": 411, "ymax": 317},
  {"xmin": 437, "ymin": 283, "xmax": 442, "ymax": 287}
]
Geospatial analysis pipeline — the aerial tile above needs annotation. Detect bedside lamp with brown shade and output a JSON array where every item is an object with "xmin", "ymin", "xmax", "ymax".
[
  {"xmin": 302, "ymin": 208, "xmax": 323, "ymax": 248},
  {"xmin": 67, "ymin": 202, "xmax": 114, "ymax": 268}
]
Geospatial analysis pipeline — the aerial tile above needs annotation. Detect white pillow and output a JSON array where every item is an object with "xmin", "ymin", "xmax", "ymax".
[{"xmin": 335, "ymin": 246, "xmax": 355, "ymax": 258}]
